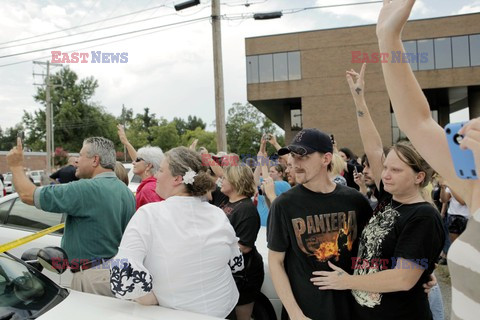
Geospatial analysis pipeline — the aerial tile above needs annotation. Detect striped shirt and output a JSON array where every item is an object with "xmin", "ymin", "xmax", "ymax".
[{"xmin": 448, "ymin": 208, "xmax": 480, "ymax": 320}]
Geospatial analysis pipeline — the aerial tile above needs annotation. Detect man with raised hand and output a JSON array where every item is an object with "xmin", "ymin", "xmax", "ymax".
[{"xmin": 7, "ymin": 137, "xmax": 135, "ymax": 297}]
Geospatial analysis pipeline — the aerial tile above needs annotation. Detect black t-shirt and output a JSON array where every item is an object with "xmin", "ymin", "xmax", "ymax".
[
  {"xmin": 221, "ymin": 198, "xmax": 264, "ymax": 288},
  {"xmin": 50, "ymin": 165, "xmax": 78, "ymax": 184},
  {"xmin": 352, "ymin": 182, "xmax": 445, "ymax": 320},
  {"xmin": 268, "ymin": 184, "xmax": 373, "ymax": 320},
  {"xmin": 221, "ymin": 197, "xmax": 260, "ymax": 248},
  {"xmin": 210, "ymin": 186, "xmax": 229, "ymax": 208}
]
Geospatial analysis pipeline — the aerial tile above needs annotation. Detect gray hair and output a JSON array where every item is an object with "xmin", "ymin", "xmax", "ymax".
[
  {"xmin": 137, "ymin": 146, "xmax": 164, "ymax": 175},
  {"xmin": 83, "ymin": 137, "xmax": 116, "ymax": 170}
]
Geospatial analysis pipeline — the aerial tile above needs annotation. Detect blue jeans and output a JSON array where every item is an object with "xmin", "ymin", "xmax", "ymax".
[{"xmin": 428, "ymin": 283, "xmax": 445, "ymax": 320}]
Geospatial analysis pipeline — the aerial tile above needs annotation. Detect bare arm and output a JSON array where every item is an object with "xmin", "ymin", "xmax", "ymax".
[
  {"xmin": 312, "ymin": 258, "xmax": 424, "ymax": 292},
  {"xmin": 269, "ymin": 250, "xmax": 311, "ymax": 320},
  {"xmin": 346, "ymin": 63, "xmax": 384, "ymax": 189},
  {"xmin": 376, "ymin": 0, "xmax": 470, "ymax": 205},
  {"xmin": 254, "ymin": 139, "xmax": 267, "ymax": 187},
  {"xmin": 6, "ymin": 138, "xmax": 36, "ymax": 205},
  {"xmin": 449, "ymin": 187, "xmax": 466, "ymax": 206},
  {"xmin": 117, "ymin": 124, "xmax": 137, "ymax": 161}
]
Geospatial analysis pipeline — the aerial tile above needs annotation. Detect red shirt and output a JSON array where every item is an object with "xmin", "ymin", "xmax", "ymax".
[{"xmin": 135, "ymin": 176, "xmax": 163, "ymax": 210}]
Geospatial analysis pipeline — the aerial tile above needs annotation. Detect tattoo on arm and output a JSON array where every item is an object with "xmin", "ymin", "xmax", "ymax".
[
  {"xmin": 355, "ymin": 87, "xmax": 362, "ymax": 95},
  {"xmin": 357, "ymin": 110, "xmax": 365, "ymax": 117}
]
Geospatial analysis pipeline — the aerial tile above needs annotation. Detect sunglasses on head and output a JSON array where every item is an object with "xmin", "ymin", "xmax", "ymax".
[{"xmin": 290, "ymin": 146, "xmax": 308, "ymax": 156}]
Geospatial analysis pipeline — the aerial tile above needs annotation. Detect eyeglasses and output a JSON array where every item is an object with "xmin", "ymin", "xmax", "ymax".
[{"xmin": 134, "ymin": 157, "xmax": 145, "ymax": 162}]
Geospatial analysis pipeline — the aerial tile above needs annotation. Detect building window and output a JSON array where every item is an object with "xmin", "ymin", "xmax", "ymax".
[
  {"xmin": 404, "ymin": 33, "xmax": 480, "ymax": 71},
  {"xmin": 452, "ymin": 36, "xmax": 470, "ymax": 68},
  {"xmin": 288, "ymin": 52, "xmax": 301, "ymax": 80},
  {"xmin": 434, "ymin": 38, "xmax": 452, "ymax": 69},
  {"xmin": 258, "ymin": 54, "xmax": 274, "ymax": 83},
  {"xmin": 403, "ymin": 40, "xmax": 418, "ymax": 71},
  {"xmin": 291, "ymin": 109, "xmax": 302, "ymax": 130},
  {"xmin": 470, "ymin": 34, "xmax": 480, "ymax": 66},
  {"xmin": 273, "ymin": 53, "xmax": 288, "ymax": 81},
  {"xmin": 417, "ymin": 39, "xmax": 435, "ymax": 70},
  {"xmin": 246, "ymin": 51, "xmax": 301, "ymax": 84},
  {"xmin": 246, "ymin": 56, "xmax": 259, "ymax": 84}
]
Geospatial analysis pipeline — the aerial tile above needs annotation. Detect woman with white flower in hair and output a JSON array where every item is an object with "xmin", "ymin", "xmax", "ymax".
[{"xmin": 110, "ymin": 146, "xmax": 243, "ymax": 318}]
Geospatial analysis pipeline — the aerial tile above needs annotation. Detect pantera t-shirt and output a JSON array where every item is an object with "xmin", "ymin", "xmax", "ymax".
[{"xmin": 267, "ymin": 184, "xmax": 372, "ymax": 320}]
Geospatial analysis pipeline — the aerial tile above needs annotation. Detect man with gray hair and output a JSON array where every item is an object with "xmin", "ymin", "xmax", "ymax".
[{"xmin": 7, "ymin": 137, "xmax": 135, "ymax": 297}]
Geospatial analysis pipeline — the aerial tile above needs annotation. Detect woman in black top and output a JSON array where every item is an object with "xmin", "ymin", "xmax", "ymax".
[
  {"xmin": 220, "ymin": 165, "xmax": 264, "ymax": 320},
  {"xmin": 310, "ymin": 64, "xmax": 444, "ymax": 319}
]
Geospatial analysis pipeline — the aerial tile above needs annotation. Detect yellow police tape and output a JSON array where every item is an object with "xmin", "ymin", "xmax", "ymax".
[{"xmin": 0, "ymin": 223, "xmax": 65, "ymax": 253}]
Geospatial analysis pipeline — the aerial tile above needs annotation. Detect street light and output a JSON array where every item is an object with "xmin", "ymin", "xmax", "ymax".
[
  {"xmin": 253, "ymin": 11, "xmax": 283, "ymax": 20},
  {"xmin": 174, "ymin": 0, "xmax": 200, "ymax": 11}
]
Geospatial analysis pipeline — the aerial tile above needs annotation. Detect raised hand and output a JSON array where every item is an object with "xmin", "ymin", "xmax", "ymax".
[
  {"xmin": 7, "ymin": 137, "xmax": 24, "ymax": 168},
  {"xmin": 117, "ymin": 124, "xmax": 129, "ymax": 145},
  {"xmin": 376, "ymin": 0, "xmax": 416, "ymax": 40},
  {"xmin": 346, "ymin": 63, "xmax": 366, "ymax": 100},
  {"xmin": 189, "ymin": 139, "xmax": 199, "ymax": 151}
]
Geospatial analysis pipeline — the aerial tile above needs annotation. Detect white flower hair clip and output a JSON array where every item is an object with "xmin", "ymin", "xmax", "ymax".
[{"xmin": 183, "ymin": 168, "xmax": 197, "ymax": 185}]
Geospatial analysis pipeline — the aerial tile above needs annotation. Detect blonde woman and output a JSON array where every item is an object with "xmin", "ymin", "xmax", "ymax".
[{"xmin": 220, "ymin": 165, "xmax": 264, "ymax": 320}]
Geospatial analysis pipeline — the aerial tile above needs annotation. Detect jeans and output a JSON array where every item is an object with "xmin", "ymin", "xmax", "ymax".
[{"xmin": 428, "ymin": 283, "xmax": 445, "ymax": 320}]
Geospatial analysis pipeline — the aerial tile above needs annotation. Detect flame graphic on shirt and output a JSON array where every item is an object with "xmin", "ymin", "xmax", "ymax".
[{"xmin": 313, "ymin": 221, "xmax": 353, "ymax": 262}]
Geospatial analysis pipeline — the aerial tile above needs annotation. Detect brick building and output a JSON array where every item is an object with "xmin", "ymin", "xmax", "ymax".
[
  {"xmin": 0, "ymin": 151, "xmax": 78, "ymax": 174},
  {"xmin": 245, "ymin": 13, "xmax": 480, "ymax": 154}
]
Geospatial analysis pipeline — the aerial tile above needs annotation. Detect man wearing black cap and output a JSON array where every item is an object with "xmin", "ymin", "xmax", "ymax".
[{"xmin": 267, "ymin": 128, "xmax": 373, "ymax": 320}]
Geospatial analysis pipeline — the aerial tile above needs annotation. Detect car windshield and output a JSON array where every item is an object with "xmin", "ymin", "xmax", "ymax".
[
  {"xmin": 0, "ymin": 253, "xmax": 67, "ymax": 319},
  {"xmin": 4, "ymin": 176, "xmax": 12, "ymax": 182}
]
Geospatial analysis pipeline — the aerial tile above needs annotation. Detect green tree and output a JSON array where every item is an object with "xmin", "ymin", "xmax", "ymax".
[
  {"xmin": 186, "ymin": 115, "xmax": 206, "ymax": 131},
  {"xmin": 0, "ymin": 124, "xmax": 24, "ymax": 151},
  {"xmin": 150, "ymin": 122, "xmax": 181, "ymax": 151},
  {"xmin": 226, "ymin": 102, "xmax": 282, "ymax": 156},
  {"xmin": 26, "ymin": 66, "xmax": 118, "ymax": 152},
  {"xmin": 181, "ymin": 127, "xmax": 217, "ymax": 153}
]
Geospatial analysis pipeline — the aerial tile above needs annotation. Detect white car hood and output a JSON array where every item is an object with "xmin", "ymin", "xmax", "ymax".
[{"xmin": 40, "ymin": 290, "xmax": 221, "ymax": 320}]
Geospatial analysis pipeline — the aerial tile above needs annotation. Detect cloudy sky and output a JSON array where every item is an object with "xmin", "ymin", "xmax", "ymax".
[{"xmin": 0, "ymin": 0, "xmax": 478, "ymax": 133}]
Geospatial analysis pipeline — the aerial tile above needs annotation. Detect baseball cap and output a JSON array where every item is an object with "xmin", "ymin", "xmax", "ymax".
[{"xmin": 278, "ymin": 128, "xmax": 333, "ymax": 156}]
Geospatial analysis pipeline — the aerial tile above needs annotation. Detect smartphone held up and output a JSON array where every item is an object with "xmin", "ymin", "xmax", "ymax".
[{"xmin": 445, "ymin": 122, "xmax": 477, "ymax": 180}]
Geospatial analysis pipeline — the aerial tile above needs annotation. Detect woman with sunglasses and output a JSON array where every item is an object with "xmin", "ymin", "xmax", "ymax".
[
  {"xmin": 310, "ymin": 63, "xmax": 444, "ymax": 320},
  {"xmin": 118, "ymin": 124, "xmax": 164, "ymax": 209},
  {"xmin": 132, "ymin": 148, "xmax": 164, "ymax": 209}
]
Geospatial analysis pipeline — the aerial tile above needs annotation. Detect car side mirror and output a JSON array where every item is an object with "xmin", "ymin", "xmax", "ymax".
[
  {"xmin": 21, "ymin": 248, "xmax": 44, "ymax": 272},
  {"xmin": 37, "ymin": 246, "xmax": 69, "ymax": 275}
]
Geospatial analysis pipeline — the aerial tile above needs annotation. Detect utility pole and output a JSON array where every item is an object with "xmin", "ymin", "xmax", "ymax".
[
  {"xmin": 211, "ymin": 0, "xmax": 227, "ymax": 152},
  {"xmin": 33, "ymin": 61, "xmax": 62, "ymax": 174}
]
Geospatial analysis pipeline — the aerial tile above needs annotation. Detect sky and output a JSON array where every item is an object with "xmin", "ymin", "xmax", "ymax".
[{"xmin": 0, "ymin": 0, "xmax": 478, "ymax": 133}]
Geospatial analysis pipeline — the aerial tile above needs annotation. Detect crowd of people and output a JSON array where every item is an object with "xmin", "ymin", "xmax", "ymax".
[{"xmin": 4, "ymin": 1, "xmax": 479, "ymax": 319}]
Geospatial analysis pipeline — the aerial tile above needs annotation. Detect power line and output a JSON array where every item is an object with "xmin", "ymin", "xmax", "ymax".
[
  {"xmin": 0, "ymin": 16, "xmax": 210, "ymax": 59},
  {"xmin": 0, "ymin": 18, "xmax": 206, "ymax": 68},
  {"xmin": 0, "ymin": 2, "xmax": 172, "ymax": 46},
  {"xmin": 0, "ymin": 11, "xmax": 179, "ymax": 51},
  {"xmin": 223, "ymin": 0, "xmax": 383, "ymax": 20},
  {"xmin": 283, "ymin": 0, "xmax": 383, "ymax": 15}
]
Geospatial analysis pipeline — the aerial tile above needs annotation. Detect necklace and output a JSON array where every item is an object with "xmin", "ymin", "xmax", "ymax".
[{"xmin": 390, "ymin": 199, "xmax": 404, "ymax": 211}]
